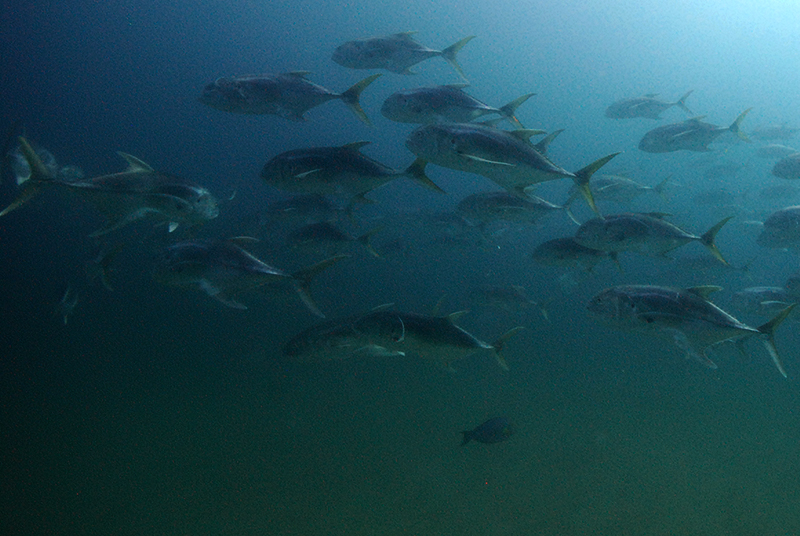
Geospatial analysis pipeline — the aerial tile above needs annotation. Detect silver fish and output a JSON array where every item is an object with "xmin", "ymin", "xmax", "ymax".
[
  {"xmin": 405, "ymin": 122, "xmax": 617, "ymax": 214},
  {"xmin": 638, "ymin": 110, "xmax": 750, "ymax": 153},
  {"xmin": 587, "ymin": 284, "xmax": 794, "ymax": 377},
  {"xmin": 332, "ymin": 32, "xmax": 474, "ymax": 80},
  {"xmin": 573, "ymin": 212, "xmax": 731, "ymax": 264},
  {"xmin": 285, "ymin": 221, "xmax": 380, "ymax": 257},
  {"xmin": 605, "ymin": 91, "xmax": 693, "ymax": 120},
  {"xmin": 260, "ymin": 141, "xmax": 443, "ymax": 204},
  {"xmin": 456, "ymin": 191, "xmax": 574, "ymax": 227},
  {"xmin": 756, "ymin": 206, "xmax": 800, "ymax": 249},
  {"xmin": 772, "ymin": 153, "xmax": 800, "ymax": 180},
  {"xmin": 381, "ymin": 84, "xmax": 533, "ymax": 127},
  {"xmin": 284, "ymin": 307, "xmax": 522, "ymax": 371},
  {"xmin": 531, "ymin": 237, "xmax": 616, "ymax": 272},
  {"xmin": 731, "ymin": 286, "xmax": 799, "ymax": 317},
  {"xmin": 1, "ymin": 138, "xmax": 219, "ymax": 236},
  {"xmin": 568, "ymin": 174, "xmax": 670, "ymax": 206},
  {"xmin": 153, "ymin": 238, "xmax": 345, "ymax": 316},
  {"xmin": 199, "ymin": 71, "xmax": 380, "ymax": 124}
]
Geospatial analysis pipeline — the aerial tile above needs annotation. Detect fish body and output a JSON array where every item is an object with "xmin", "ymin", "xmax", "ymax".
[
  {"xmin": 461, "ymin": 417, "xmax": 513, "ymax": 445},
  {"xmin": 605, "ymin": 91, "xmax": 693, "ymax": 120},
  {"xmin": 260, "ymin": 142, "xmax": 442, "ymax": 202},
  {"xmin": 405, "ymin": 122, "xmax": 617, "ymax": 213},
  {"xmin": 569, "ymin": 174, "xmax": 669, "ymax": 206},
  {"xmin": 263, "ymin": 194, "xmax": 344, "ymax": 226},
  {"xmin": 638, "ymin": 110, "xmax": 750, "ymax": 153},
  {"xmin": 756, "ymin": 144, "xmax": 798, "ymax": 159},
  {"xmin": 471, "ymin": 285, "xmax": 548, "ymax": 319},
  {"xmin": 772, "ymin": 153, "xmax": 800, "ymax": 180},
  {"xmin": 381, "ymin": 85, "xmax": 532, "ymax": 127},
  {"xmin": 573, "ymin": 213, "xmax": 730, "ymax": 263},
  {"xmin": 756, "ymin": 206, "xmax": 800, "ymax": 248},
  {"xmin": 332, "ymin": 32, "xmax": 474, "ymax": 79},
  {"xmin": 531, "ymin": 237, "xmax": 613, "ymax": 272},
  {"xmin": 286, "ymin": 221, "xmax": 380, "ymax": 257},
  {"xmin": 284, "ymin": 308, "xmax": 521, "ymax": 370},
  {"xmin": 456, "ymin": 191, "xmax": 568, "ymax": 226},
  {"xmin": 731, "ymin": 287, "xmax": 798, "ymax": 316},
  {"xmin": 587, "ymin": 284, "xmax": 793, "ymax": 376},
  {"xmin": 1, "ymin": 138, "xmax": 218, "ymax": 235},
  {"xmin": 751, "ymin": 125, "xmax": 799, "ymax": 141},
  {"xmin": 153, "ymin": 239, "xmax": 342, "ymax": 316},
  {"xmin": 199, "ymin": 71, "xmax": 380, "ymax": 124}
]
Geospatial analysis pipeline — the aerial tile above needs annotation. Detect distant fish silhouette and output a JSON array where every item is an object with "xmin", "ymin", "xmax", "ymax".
[{"xmin": 461, "ymin": 417, "xmax": 513, "ymax": 446}]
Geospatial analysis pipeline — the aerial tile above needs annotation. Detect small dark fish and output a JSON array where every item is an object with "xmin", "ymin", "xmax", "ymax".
[
  {"xmin": 263, "ymin": 194, "xmax": 344, "ymax": 226},
  {"xmin": 260, "ymin": 141, "xmax": 443, "ymax": 205},
  {"xmin": 756, "ymin": 206, "xmax": 800, "ymax": 249},
  {"xmin": 381, "ymin": 84, "xmax": 533, "ymax": 128},
  {"xmin": 471, "ymin": 285, "xmax": 548, "ymax": 319},
  {"xmin": 332, "ymin": 32, "xmax": 474, "ymax": 80},
  {"xmin": 588, "ymin": 284, "xmax": 794, "ymax": 377},
  {"xmin": 199, "ymin": 71, "xmax": 380, "ymax": 124},
  {"xmin": 461, "ymin": 416, "xmax": 513, "ymax": 446},
  {"xmin": 755, "ymin": 144, "xmax": 798, "ymax": 159},
  {"xmin": 605, "ymin": 91, "xmax": 693, "ymax": 120},
  {"xmin": 1, "ymin": 138, "xmax": 219, "ymax": 236},
  {"xmin": 638, "ymin": 110, "xmax": 751, "ymax": 153},
  {"xmin": 406, "ymin": 121, "xmax": 618, "ymax": 215},
  {"xmin": 772, "ymin": 153, "xmax": 800, "ymax": 180},
  {"xmin": 153, "ymin": 238, "xmax": 345, "ymax": 316}
]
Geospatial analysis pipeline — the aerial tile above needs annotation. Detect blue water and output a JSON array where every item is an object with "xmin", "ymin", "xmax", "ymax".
[{"xmin": 3, "ymin": 1, "xmax": 800, "ymax": 534}]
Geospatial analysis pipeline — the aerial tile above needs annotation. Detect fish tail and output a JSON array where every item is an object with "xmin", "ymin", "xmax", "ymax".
[
  {"xmin": 440, "ymin": 35, "xmax": 475, "ymax": 81},
  {"xmin": 652, "ymin": 175, "xmax": 672, "ymax": 202},
  {"xmin": 729, "ymin": 108, "xmax": 752, "ymax": 142},
  {"xmin": 404, "ymin": 157, "xmax": 445, "ymax": 193},
  {"xmin": 497, "ymin": 93, "xmax": 535, "ymax": 129},
  {"xmin": 490, "ymin": 326, "xmax": 524, "ymax": 371},
  {"xmin": 340, "ymin": 73, "xmax": 382, "ymax": 125},
  {"xmin": 357, "ymin": 227, "xmax": 383, "ymax": 258},
  {"xmin": 533, "ymin": 129, "xmax": 564, "ymax": 156},
  {"xmin": 460, "ymin": 431, "xmax": 472, "ymax": 446},
  {"xmin": 290, "ymin": 254, "xmax": 350, "ymax": 317},
  {"xmin": 572, "ymin": 152, "xmax": 620, "ymax": 217},
  {"xmin": 699, "ymin": 216, "xmax": 733, "ymax": 265},
  {"xmin": 0, "ymin": 136, "xmax": 57, "ymax": 217},
  {"xmin": 756, "ymin": 304, "xmax": 795, "ymax": 378},
  {"xmin": 675, "ymin": 90, "xmax": 693, "ymax": 115}
]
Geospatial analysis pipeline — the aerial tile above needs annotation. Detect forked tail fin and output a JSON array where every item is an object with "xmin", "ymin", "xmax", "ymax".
[
  {"xmin": 291, "ymin": 254, "xmax": 349, "ymax": 317},
  {"xmin": 572, "ymin": 153, "xmax": 620, "ymax": 217},
  {"xmin": 699, "ymin": 216, "xmax": 733, "ymax": 265},
  {"xmin": 497, "ymin": 93, "xmax": 535, "ymax": 129},
  {"xmin": 0, "ymin": 136, "xmax": 56, "ymax": 217},
  {"xmin": 756, "ymin": 303, "xmax": 795, "ymax": 378},
  {"xmin": 340, "ymin": 74, "xmax": 382, "ymax": 125},
  {"xmin": 441, "ymin": 35, "xmax": 476, "ymax": 81}
]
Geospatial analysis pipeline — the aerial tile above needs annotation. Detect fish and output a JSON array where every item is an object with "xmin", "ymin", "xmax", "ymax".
[
  {"xmin": 573, "ymin": 212, "xmax": 731, "ymax": 264},
  {"xmin": 8, "ymin": 142, "xmax": 58, "ymax": 184},
  {"xmin": 381, "ymin": 84, "xmax": 534, "ymax": 128},
  {"xmin": 152, "ymin": 238, "xmax": 346, "ymax": 316},
  {"xmin": 605, "ymin": 91, "xmax": 693, "ymax": 120},
  {"xmin": 772, "ymin": 153, "xmax": 800, "ymax": 180},
  {"xmin": 85, "ymin": 243, "xmax": 125, "ymax": 291},
  {"xmin": 332, "ymin": 32, "xmax": 475, "ymax": 80},
  {"xmin": 1, "ymin": 137, "xmax": 220, "ymax": 236},
  {"xmin": 470, "ymin": 285, "xmax": 548, "ymax": 320},
  {"xmin": 756, "ymin": 206, "xmax": 800, "ymax": 249},
  {"xmin": 456, "ymin": 191, "xmax": 575, "ymax": 228},
  {"xmin": 405, "ymin": 122, "xmax": 618, "ymax": 215},
  {"xmin": 567, "ymin": 174, "xmax": 670, "ymax": 206},
  {"xmin": 283, "ymin": 306, "xmax": 523, "ymax": 371},
  {"xmin": 260, "ymin": 141, "xmax": 444, "ymax": 207},
  {"xmin": 638, "ymin": 109, "xmax": 751, "ymax": 153},
  {"xmin": 755, "ymin": 144, "xmax": 799, "ymax": 159},
  {"xmin": 285, "ymin": 221, "xmax": 381, "ymax": 257},
  {"xmin": 262, "ymin": 194, "xmax": 344, "ymax": 226},
  {"xmin": 731, "ymin": 287, "xmax": 799, "ymax": 317},
  {"xmin": 198, "ymin": 71, "xmax": 380, "ymax": 124},
  {"xmin": 750, "ymin": 124, "xmax": 799, "ymax": 141},
  {"xmin": 461, "ymin": 416, "xmax": 513, "ymax": 446},
  {"xmin": 531, "ymin": 237, "xmax": 617, "ymax": 272},
  {"xmin": 587, "ymin": 284, "xmax": 795, "ymax": 377}
]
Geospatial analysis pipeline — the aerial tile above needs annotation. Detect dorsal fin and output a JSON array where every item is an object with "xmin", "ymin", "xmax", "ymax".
[
  {"xmin": 117, "ymin": 152, "xmax": 154, "ymax": 173},
  {"xmin": 341, "ymin": 141, "xmax": 371, "ymax": 151},
  {"xmin": 685, "ymin": 285, "xmax": 723, "ymax": 299}
]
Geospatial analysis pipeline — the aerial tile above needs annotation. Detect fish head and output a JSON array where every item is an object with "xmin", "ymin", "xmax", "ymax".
[
  {"xmin": 406, "ymin": 123, "xmax": 461, "ymax": 161},
  {"xmin": 152, "ymin": 183, "xmax": 219, "ymax": 223},
  {"xmin": 587, "ymin": 288, "xmax": 639, "ymax": 326},
  {"xmin": 331, "ymin": 39, "xmax": 374, "ymax": 68},
  {"xmin": 381, "ymin": 90, "xmax": 433, "ymax": 123},
  {"xmin": 637, "ymin": 131, "xmax": 667, "ymax": 153},
  {"xmin": 152, "ymin": 241, "xmax": 213, "ymax": 286},
  {"xmin": 198, "ymin": 78, "xmax": 242, "ymax": 111},
  {"xmin": 574, "ymin": 217, "xmax": 623, "ymax": 251},
  {"xmin": 282, "ymin": 321, "xmax": 362, "ymax": 361},
  {"xmin": 353, "ymin": 311, "xmax": 407, "ymax": 343}
]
